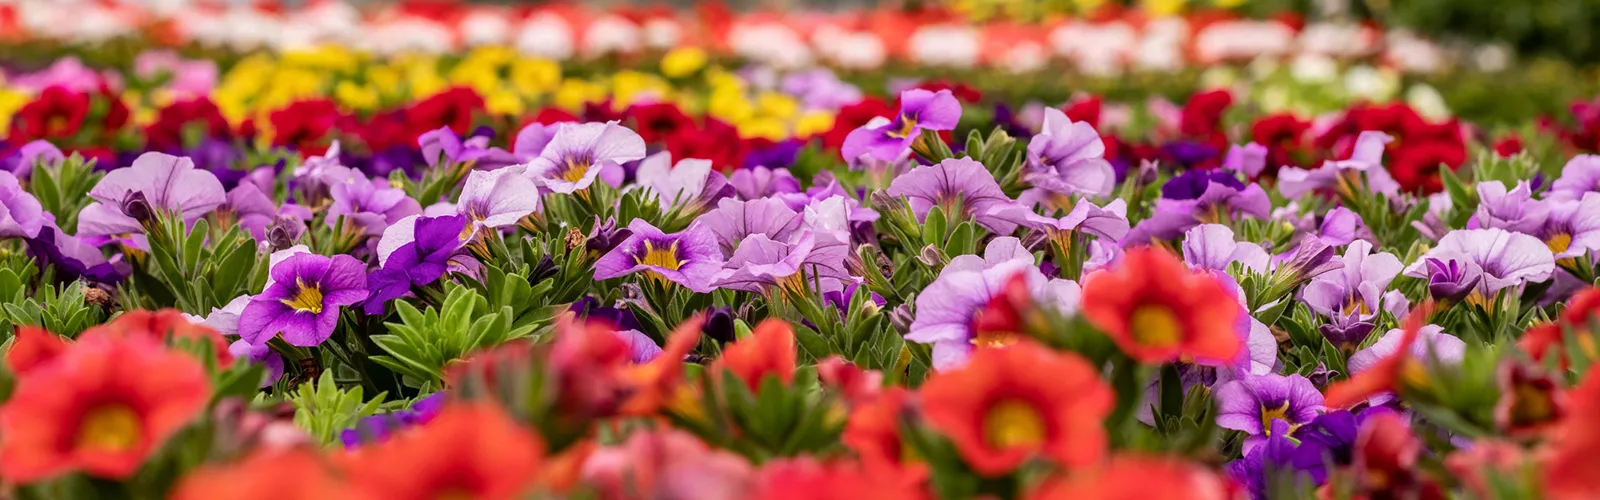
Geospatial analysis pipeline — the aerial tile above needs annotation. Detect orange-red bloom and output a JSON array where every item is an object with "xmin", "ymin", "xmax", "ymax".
[
  {"xmin": 1324, "ymin": 301, "xmax": 1436, "ymax": 408},
  {"xmin": 171, "ymin": 449, "xmax": 362, "ymax": 500},
  {"xmin": 750, "ymin": 457, "xmax": 931, "ymax": 500},
  {"xmin": 1079, "ymin": 248, "xmax": 1240, "ymax": 364},
  {"xmin": 1545, "ymin": 365, "xmax": 1600, "ymax": 498},
  {"xmin": 580, "ymin": 428, "xmax": 754, "ymax": 500},
  {"xmin": 4, "ymin": 326, "xmax": 68, "ymax": 374},
  {"xmin": 83, "ymin": 308, "xmax": 234, "ymax": 366},
  {"xmin": 918, "ymin": 339, "xmax": 1113, "ymax": 475},
  {"xmin": 618, "ymin": 315, "xmax": 703, "ymax": 415},
  {"xmin": 339, "ymin": 402, "xmax": 543, "ymax": 500},
  {"xmin": 718, "ymin": 318, "xmax": 797, "ymax": 392},
  {"xmin": 843, "ymin": 387, "xmax": 927, "ymax": 483},
  {"xmin": 1027, "ymin": 454, "xmax": 1233, "ymax": 500},
  {"xmin": 1494, "ymin": 361, "xmax": 1567, "ymax": 437},
  {"xmin": 0, "ymin": 335, "xmax": 210, "ymax": 482},
  {"xmin": 818, "ymin": 356, "xmax": 885, "ymax": 405}
]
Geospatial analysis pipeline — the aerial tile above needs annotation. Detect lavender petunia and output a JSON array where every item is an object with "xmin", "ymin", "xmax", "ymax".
[
  {"xmin": 729, "ymin": 165, "xmax": 803, "ymax": 201},
  {"xmin": 617, "ymin": 329, "xmax": 664, "ymax": 363},
  {"xmin": 512, "ymin": 121, "xmax": 563, "ymax": 159},
  {"xmin": 77, "ymin": 152, "xmax": 227, "ymax": 242},
  {"xmin": 324, "ymin": 166, "xmax": 422, "ymax": 236},
  {"xmin": 1223, "ymin": 142, "xmax": 1268, "ymax": 177},
  {"xmin": 841, "ymin": 89, "xmax": 961, "ymax": 162},
  {"xmin": 418, "ymin": 126, "xmax": 518, "ymax": 169},
  {"xmin": 2, "ymin": 140, "xmax": 64, "ymax": 178},
  {"xmin": 0, "ymin": 170, "xmax": 44, "ymax": 239},
  {"xmin": 593, "ymin": 218, "xmax": 726, "ymax": 293},
  {"xmin": 698, "ymin": 197, "xmax": 805, "ymax": 257},
  {"xmin": 238, "ymin": 253, "xmax": 370, "ymax": 347},
  {"xmin": 1126, "ymin": 179, "xmax": 1272, "ymax": 245},
  {"xmin": 1469, "ymin": 181, "xmax": 1548, "ymax": 235},
  {"xmin": 634, "ymin": 153, "xmax": 729, "ymax": 213},
  {"xmin": 1023, "ymin": 107, "xmax": 1115, "ymax": 197},
  {"xmin": 1181, "ymin": 224, "xmax": 1271, "ymax": 274},
  {"xmin": 228, "ymin": 339, "xmax": 285, "ymax": 388},
  {"xmin": 526, "ymin": 121, "xmax": 646, "ymax": 194},
  {"xmin": 886, "ymin": 157, "xmax": 1015, "ymax": 234},
  {"xmin": 1549, "ymin": 155, "xmax": 1600, "ymax": 201},
  {"xmin": 457, "ymin": 165, "xmax": 541, "ymax": 228},
  {"xmin": 1538, "ymin": 192, "xmax": 1600, "ymax": 259},
  {"xmin": 365, "ymin": 215, "xmax": 476, "ymax": 315},
  {"xmin": 1403, "ymin": 228, "xmax": 1555, "ymax": 295},
  {"xmin": 712, "ymin": 231, "xmax": 851, "ymax": 294},
  {"xmin": 1215, "ymin": 373, "xmax": 1325, "ymax": 444},
  {"xmin": 202, "ymin": 295, "xmax": 251, "ymax": 336},
  {"xmin": 907, "ymin": 257, "xmax": 1080, "ymax": 370},
  {"xmin": 1277, "ymin": 131, "xmax": 1400, "ymax": 199},
  {"xmin": 1318, "ymin": 207, "xmax": 1371, "ymax": 247},
  {"xmin": 987, "ymin": 198, "xmax": 1131, "ymax": 244},
  {"xmin": 1300, "ymin": 240, "xmax": 1403, "ymax": 320}
]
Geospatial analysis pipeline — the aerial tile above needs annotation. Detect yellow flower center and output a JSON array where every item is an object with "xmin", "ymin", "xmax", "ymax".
[
  {"xmin": 1344, "ymin": 295, "xmax": 1371, "ymax": 316},
  {"xmin": 971, "ymin": 331, "xmax": 1020, "ymax": 349},
  {"xmin": 1513, "ymin": 382, "xmax": 1555, "ymax": 424},
  {"xmin": 1130, "ymin": 305, "xmax": 1182, "ymax": 348},
  {"xmin": 280, "ymin": 279, "xmax": 324, "ymax": 314},
  {"xmin": 983, "ymin": 400, "xmax": 1047, "ymax": 449},
  {"xmin": 77, "ymin": 404, "xmax": 141, "ymax": 453},
  {"xmin": 562, "ymin": 160, "xmax": 590, "ymax": 183},
  {"xmin": 1260, "ymin": 400, "xmax": 1293, "ymax": 433},
  {"xmin": 889, "ymin": 115, "xmax": 919, "ymax": 139},
  {"xmin": 635, "ymin": 240, "xmax": 682, "ymax": 270},
  {"xmin": 1548, "ymin": 233, "xmax": 1573, "ymax": 255}
]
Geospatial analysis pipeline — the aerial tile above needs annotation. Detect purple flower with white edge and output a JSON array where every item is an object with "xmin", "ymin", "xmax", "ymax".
[
  {"xmin": 1277, "ymin": 131, "xmax": 1401, "ymax": 199},
  {"xmin": 526, "ymin": 121, "xmax": 646, "ymax": 194},
  {"xmin": 593, "ymin": 218, "xmax": 726, "ymax": 293},
  {"xmin": 0, "ymin": 170, "xmax": 43, "ymax": 239},
  {"xmin": 633, "ymin": 153, "xmax": 730, "ymax": 214},
  {"xmin": 227, "ymin": 339, "xmax": 285, "ymax": 388},
  {"xmin": 1223, "ymin": 142, "xmax": 1268, "ymax": 178},
  {"xmin": 238, "ymin": 253, "xmax": 369, "ymax": 347},
  {"xmin": 699, "ymin": 197, "xmax": 805, "ymax": 257},
  {"xmin": 457, "ymin": 165, "xmax": 541, "ymax": 229},
  {"xmin": 365, "ymin": 215, "xmax": 477, "ymax": 315},
  {"xmin": 713, "ymin": 231, "xmax": 852, "ymax": 294},
  {"xmin": 617, "ymin": 329, "xmax": 664, "ymax": 363},
  {"xmin": 324, "ymin": 166, "xmax": 422, "ymax": 236},
  {"xmin": 886, "ymin": 157, "xmax": 1016, "ymax": 234},
  {"xmin": 1215, "ymin": 373, "xmax": 1325, "ymax": 448},
  {"xmin": 842, "ymin": 89, "xmax": 961, "ymax": 163},
  {"xmin": 1181, "ymin": 224, "xmax": 1271, "ymax": 274},
  {"xmin": 1469, "ymin": 181, "xmax": 1548, "ymax": 235},
  {"xmin": 1538, "ymin": 192, "xmax": 1600, "ymax": 260},
  {"xmin": 1549, "ymin": 155, "xmax": 1600, "ymax": 201},
  {"xmin": 418, "ymin": 126, "xmax": 519, "ymax": 169},
  {"xmin": 1300, "ymin": 240, "xmax": 1403, "ymax": 320},
  {"xmin": 1318, "ymin": 207, "xmax": 1372, "ymax": 247},
  {"xmin": 1023, "ymin": 107, "xmax": 1115, "ymax": 197},
  {"xmin": 1403, "ymin": 228, "xmax": 1555, "ymax": 295},
  {"xmin": 906, "ymin": 254, "xmax": 1080, "ymax": 370},
  {"xmin": 77, "ymin": 152, "xmax": 226, "ymax": 244},
  {"xmin": 2, "ymin": 140, "xmax": 63, "ymax": 178}
]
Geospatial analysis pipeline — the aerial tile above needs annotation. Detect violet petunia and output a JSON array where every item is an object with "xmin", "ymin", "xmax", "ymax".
[
  {"xmin": 1318, "ymin": 207, "xmax": 1372, "ymax": 247},
  {"xmin": 698, "ymin": 197, "xmax": 805, "ymax": 257},
  {"xmin": 1403, "ymin": 228, "xmax": 1555, "ymax": 295},
  {"xmin": 729, "ymin": 165, "xmax": 803, "ymax": 201},
  {"xmin": 238, "ymin": 253, "xmax": 370, "ymax": 347},
  {"xmin": 76, "ymin": 152, "xmax": 227, "ymax": 243},
  {"xmin": 1022, "ymin": 107, "xmax": 1115, "ymax": 197},
  {"xmin": 987, "ymin": 198, "xmax": 1131, "ymax": 244},
  {"xmin": 1538, "ymin": 192, "xmax": 1600, "ymax": 260},
  {"xmin": 1300, "ymin": 240, "xmax": 1403, "ymax": 320},
  {"xmin": 1125, "ymin": 178, "xmax": 1272, "ymax": 245},
  {"xmin": 841, "ymin": 89, "xmax": 961, "ymax": 162},
  {"xmin": 885, "ymin": 157, "xmax": 1016, "ymax": 234},
  {"xmin": 907, "ymin": 238, "xmax": 1081, "ymax": 369},
  {"xmin": 2, "ymin": 140, "xmax": 64, "ymax": 178},
  {"xmin": 1180, "ymin": 224, "xmax": 1271, "ymax": 274},
  {"xmin": 1419, "ymin": 256, "xmax": 1484, "ymax": 302},
  {"xmin": 365, "ymin": 215, "xmax": 477, "ymax": 315},
  {"xmin": 617, "ymin": 329, "xmax": 664, "ymax": 363},
  {"xmin": 1277, "ymin": 131, "xmax": 1400, "ymax": 199},
  {"xmin": 634, "ymin": 153, "xmax": 730, "ymax": 213},
  {"xmin": 227, "ymin": 339, "xmax": 285, "ymax": 388},
  {"xmin": 512, "ymin": 121, "xmax": 563, "ymax": 160},
  {"xmin": 24, "ymin": 224, "xmax": 126, "ymax": 284},
  {"xmin": 1469, "ymin": 181, "xmax": 1548, "ymax": 235},
  {"xmin": 418, "ymin": 126, "xmax": 518, "ymax": 169},
  {"xmin": 712, "ymin": 231, "xmax": 851, "ymax": 294},
  {"xmin": 0, "ymin": 170, "xmax": 44, "ymax": 239},
  {"xmin": 526, "ymin": 121, "xmax": 646, "ymax": 194},
  {"xmin": 593, "ymin": 218, "xmax": 726, "ymax": 293},
  {"xmin": 1548, "ymin": 154, "xmax": 1600, "ymax": 201},
  {"xmin": 456, "ymin": 165, "xmax": 541, "ymax": 229},
  {"xmin": 202, "ymin": 295, "xmax": 251, "ymax": 336},
  {"xmin": 324, "ymin": 166, "xmax": 423, "ymax": 236},
  {"xmin": 1223, "ymin": 142, "xmax": 1268, "ymax": 178},
  {"xmin": 1215, "ymin": 373, "xmax": 1325, "ymax": 446}
]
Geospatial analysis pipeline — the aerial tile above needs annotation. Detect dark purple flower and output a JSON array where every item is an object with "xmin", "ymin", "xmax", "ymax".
[
  {"xmin": 340, "ymin": 393, "xmax": 447, "ymax": 449},
  {"xmin": 1162, "ymin": 169, "xmax": 1245, "ymax": 200},
  {"xmin": 569, "ymin": 296, "xmax": 643, "ymax": 332},
  {"xmin": 25, "ymin": 224, "xmax": 125, "ymax": 284},
  {"xmin": 238, "ymin": 253, "xmax": 369, "ymax": 346},
  {"xmin": 1215, "ymin": 373, "xmax": 1325, "ymax": 448},
  {"xmin": 364, "ymin": 215, "xmax": 475, "ymax": 315},
  {"xmin": 1161, "ymin": 140, "xmax": 1219, "ymax": 169},
  {"xmin": 742, "ymin": 139, "xmax": 801, "ymax": 170}
]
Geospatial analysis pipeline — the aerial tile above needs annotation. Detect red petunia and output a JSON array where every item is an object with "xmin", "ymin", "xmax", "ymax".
[
  {"xmin": 146, "ymin": 96, "xmax": 232, "ymax": 151},
  {"xmin": 1028, "ymin": 454, "xmax": 1233, "ymax": 500},
  {"xmin": 1388, "ymin": 138, "xmax": 1466, "ymax": 194},
  {"xmin": 627, "ymin": 102, "xmax": 694, "ymax": 143},
  {"xmin": 172, "ymin": 449, "xmax": 362, "ymax": 500},
  {"xmin": 4, "ymin": 326, "xmax": 68, "ymax": 374},
  {"xmin": 1063, "ymin": 96, "xmax": 1103, "ymax": 128},
  {"xmin": 618, "ymin": 316, "xmax": 704, "ymax": 415},
  {"xmin": 1493, "ymin": 135, "xmax": 1524, "ymax": 157},
  {"xmin": 1251, "ymin": 113, "xmax": 1311, "ymax": 173},
  {"xmin": 527, "ymin": 107, "xmax": 580, "ymax": 126},
  {"xmin": 750, "ymin": 457, "xmax": 931, "ymax": 500},
  {"xmin": 666, "ymin": 118, "xmax": 746, "ymax": 173},
  {"xmin": 339, "ymin": 402, "xmax": 543, "ymax": 500},
  {"xmin": 717, "ymin": 318, "xmax": 797, "ymax": 392},
  {"xmin": 0, "ymin": 334, "xmax": 210, "ymax": 482},
  {"xmin": 82, "ymin": 308, "xmax": 234, "ymax": 366},
  {"xmin": 269, "ymin": 99, "xmax": 341, "ymax": 153},
  {"xmin": 10, "ymin": 86, "xmax": 90, "ymax": 142},
  {"xmin": 1180, "ymin": 89, "xmax": 1233, "ymax": 149},
  {"xmin": 1545, "ymin": 364, "xmax": 1600, "ymax": 498},
  {"xmin": 404, "ymin": 87, "xmax": 484, "ymax": 141},
  {"xmin": 843, "ymin": 387, "xmax": 926, "ymax": 481},
  {"xmin": 918, "ymin": 339, "xmax": 1112, "ymax": 476},
  {"xmin": 1079, "ymin": 248, "xmax": 1241, "ymax": 364}
]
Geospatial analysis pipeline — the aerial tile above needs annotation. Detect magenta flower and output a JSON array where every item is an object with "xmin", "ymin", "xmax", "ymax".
[
  {"xmin": 886, "ymin": 157, "xmax": 1015, "ymax": 234},
  {"xmin": 0, "ymin": 170, "xmax": 43, "ymax": 239},
  {"xmin": 1215, "ymin": 373, "xmax": 1325, "ymax": 449},
  {"xmin": 457, "ymin": 165, "xmax": 541, "ymax": 229},
  {"xmin": 712, "ymin": 231, "xmax": 851, "ymax": 294},
  {"xmin": 526, "ymin": 121, "xmax": 646, "ymax": 194},
  {"xmin": 1023, "ymin": 107, "xmax": 1115, "ymax": 197},
  {"xmin": 593, "ymin": 218, "xmax": 726, "ymax": 293},
  {"xmin": 699, "ymin": 197, "xmax": 805, "ymax": 256},
  {"xmin": 238, "ymin": 253, "xmax": 370, "ymax": 347},
  {"xmin": 841, "ymin": 89, "xmax": 961, "ymax": 162},
  {"xmin": 76, "ymin": 152, "xmax": 226, "ymax": 243},
  {"xmin": 906, "ymin": 238, "xmax": 1080, "ymax": 369},
  {"xmin": 418, "ymin": 126, "xmax": 518, "ymax": 169}
]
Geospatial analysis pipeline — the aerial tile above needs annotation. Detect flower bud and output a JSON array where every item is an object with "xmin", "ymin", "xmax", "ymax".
[{"xmin": 120, "ymin": 191, "xmax": 154, "ymax": 225}]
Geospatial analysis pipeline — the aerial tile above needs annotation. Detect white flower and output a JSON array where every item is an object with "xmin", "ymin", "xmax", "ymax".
[{"xmin": 516, "ymin": 14, "xmax": 574, "ymax": 60}]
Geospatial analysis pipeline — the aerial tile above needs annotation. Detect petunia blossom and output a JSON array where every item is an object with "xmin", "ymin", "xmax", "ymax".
[
  {"xmin": 0, "ymin": 170, "xmax": 44, "ymax": 239},
  {"xmin": 906, "ymin": 239, "xmax": 1081, "ymax": 369},
  {"xmin": 698, "ymin": 197, "xmax": 805, "ymax": 257},
  {"xmin": 526, "ymin": 121, "xmax": 646, "ymax": 194},
  {"xmin": 593, "ymin": 218, "xmax": 726, "ymax": 293},
  {"xmin": 456, "ymin": 165, "xmax": 541, "ymax": 229},
  {"xmin": 841, "ymin": 89, "xmax": 960, "ymax": 162},
  {"xmin": 1023, "ymin": 107, "xmax": 1115, "ymax": 197},
  {"xmin": 712, "ymin": 231, "xmax": 851, "ymax": 294},
  {"xmin": 1469, "ymin": 181, "xmax": 1548, "ymax": 235},
  {"xmin": 1277, "ymin": 131, "xmax": 1400, "ymax": 199},
  {"xmin": 365, "ymin": 215, "xmax": 477, "ymax": 315},
  {"xmin": 238, "ymin": 253, "xmax": 369, "ymax": 347},
  {"xmin": 76, "ymin": 152, "xmax": 226, "ymax": 244},
  {"xmin": 885, "ymin": 157, "xmax": 1015, "ymax": 234},
  {"xmin": 1215, "ymin": 373, "xmax": 1325, "ymax": 450},
  {"xmin": 1301, "ymin": 240, "xmax": 1404, "ymax": 320},
  {"xmin": 1403, "ymin": 228, "xmax": 1555, "ymax": 295},
  {"xmin": 324, "ymin": 166, "xmax": 422, "ymax": 236}
]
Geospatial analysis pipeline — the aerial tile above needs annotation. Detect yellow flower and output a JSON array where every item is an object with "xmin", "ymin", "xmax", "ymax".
[
  {"xmin": 484, "ymin": 89, "xmax": 526, "ymax": 117},
  {"xmin": 611, "ymin": 70, "xmax": 669, "ymax": 108},
  {"xmin": 754, "ymin": 92, "xmax": 799, "ymax": 121},
  {"xmin": 281, "ymin": 45, "xmax": 359, "ymax": 73},
  {"xmin": 0, "ymin": 88, "xmax": 30, "ymax": 136},
  {"xmin": 707, "ymin": 87, "xmax": 753, "ymax": 124},
  {"xmin": 553, "ymin": 79, "xmax": 604, "ymax": 112},
  {"xmin": 737, "ymin": 117, "xmax": 788, "ymax": 142},
  {"xmin": 1213, "ymin": 0, "xmax": 1244, "ymax": 7},
  {"xmin": 1142, "ymin": 0, "xmax": 1186, "ymax": 17},
  {"xmin": 661, "ymin": 47, "xmax": 708, "ymax": 79},
  {"xmin": 795, "ymin": 111, "xmax": 836, "ymax": 138},
  {"xmin": 335, "ymin": 82, "xmax": 381, "ymax": 111},
  {"xmin": 447, "ymin": 61, "xmax": 503, "ymax": 97},
  {"xmin": 407, "ymin": 64, "xmax": 448, "ymax": 101},
  {"xmin": 509, "ymin": 58, "xmax": 561, "ymax": 98}
]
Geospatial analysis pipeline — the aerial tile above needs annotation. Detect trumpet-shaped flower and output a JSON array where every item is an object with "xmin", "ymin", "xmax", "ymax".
[
  {"xmin": 593, "ymin": 218, "xmax": 726, "ymax": 293},
  {"xmin": 526, "ymin": 121, "xmax": 646, "ymax": 194},
  {"xmin": 1024, "ymin": 107, "xmax": 1115, "ymax": 197},
  {"xmin": 77, "ymin": 152, "xmax": 226, "ymax": 243},
  {"xmin": 238, "ymin": 253, "xmax": 370, "ymax": 347},
  {"xmin": 842, "ymin": 89, "xmax": 960, "ymax": 162}
]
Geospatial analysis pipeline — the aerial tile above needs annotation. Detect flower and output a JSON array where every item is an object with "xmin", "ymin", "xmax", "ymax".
[
  {"xmin": 843, "ymin": 388, "xmax": 925, "ymax": 481},
  {"xmin": 1, "ymin": 140, "xmax": 64, "ymax": 178},
  {"xmin": 365, "ymin": 215, "xmax": 476, "ymax": 315},
  {"xmin": 906, "ymin": 241, "xmax": 1081, "ymax": 369},
  {"xmin": 9, "ymin": 86, "xmax": 89, "ymax": 142},
  {"xmin": 0, "ymin": 334, "xmax": 209, "ymax": 482},
  {"xmin": 1124, "ymin": 172, "xmax": 1271, "ymax": 244},
  {"xmin": 454, "ymin": 166, "xmax": 541, "ymax": 229},
  {"xmin": 1348, "ymin": 324, "xmax": 1464, "ymax": 376},
  {"xmin": 1023, "ymin": 107, "xmax": 1115, "ymax": 197},
  {"xmin": 339, "ymin": 403, "xmax": 542, "ymax": 500},
  {"xmin": 24, "ymin": 224, "xmax": 125, "ymax": 283},
  {"xmin": 325, "ymin": 166, "xmax": 423, "ymax": 236},
  {"xmin": 1403, "ymin": 228, "xmax": 1555, "ymax": 295},
  {"xmin": 1080, "ymin": 248, "xmax": 1242, "ymax": 364},
  {"xmin": 1539, "ymin": 192, "xmax": 1600, "ymax": 260},
  {"xmin": 1300, "ymin": 240, "xmax": 1403, "ymax": 320},
  {"xmin": 227, "ymin": 339, "xmax": 285, "ymax": 388},
  {"xmin": 750, "ymin": 457, "xmax": 930, "ymax": 500},
  {"xmin": 1035, "ymin": 454, "xmax": 1233, "ymax": 500},
  {"xmin": 1470, "ymin": 181, "xmax": 1549, "ymax": 235},
  {"xmin": 1324, "ymin": 302, "xmax": 1438, "ymax": 408},
  {"xmin": 1215, "ymin": 373, "xmax": 1326, "ymax": 448},
  {"xmin": 526, "ymin": 121, "xmax": 646, "ymax": 194},
  {"xmin": 173, "ymin": 449, "xmax": 358, "ymax": 500},
  {"xmin": 717, "ymin": 319, "xmax": 797, "ymax": 392},
  {"xmin": 1277, "ymin": 131, "xmax": 1400, "ymax": 199},
  {"xmin": 339, "ymin": 394, "xmax": 447, "ymax": 449},
  {"xmin": 1179, "ymin": 224, "xmax": 1270, "ymax": 274},
  {"xmin": 4, "ymin": 326, "xmax": 67, "ymax": 375},
  {"xmin": 238, "ymin": 253, "xmax": 370, "ymax": 346},
  {"xmin": 841, "ymin": 89, "xmax": 960, "ymax": 162},
  {"xmin": 886, "ymin": 157, "xmax": 1016, "ymax": 234},
  {"xmin": 729, "ymin": 166, "xmax": 803, "ymax": 201},
  {"xmin": 1494, "ymin": 361, "xmax": 1566, "ymax": 437},
  {"xmin": 919, "ymin": 339, "xmax": 1112, "ymax": 476},
  {"xmin": 713, "ymin": 230, "xmax": 852, "ymax": 293},
  {"xmin": 593, "ymin": 218, "xmax": 726, "ymax": 293},
  {"xmin": 1549, "ymin": 154, "xmax": 1600, "ymax": 201},
  {"xmin": 0, "ymin": 170, "xmax": 43, "ymax": 239},
  {"xmin": 633, "ymin": 152, "xmax": 730, "ymax": 213},
  {"xmin": 1223, "ymin": 142, "xmax": 1269, "ymax": 177},
  {"xmin": 580, "ymin": 428, "xmax": 754, "ymax": 500},
  {"xmin": 76, "ymin": 152, "xmax": 226, "ymax": 243},
  {"xmin": 417, "ymin": 126, "xmax": 517, "ymax": 168}
]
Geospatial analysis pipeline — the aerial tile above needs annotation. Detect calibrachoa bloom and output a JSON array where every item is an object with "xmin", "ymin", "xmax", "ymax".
[
  {"xmin": 456, "ymin": 165, "xmax": 542, "ymax": 228},
  {"xmin": 842, "ymin": 89, "xmax": 960, "ymax": 162},
  {"xmin": 1024, "ymin": 107, "xmax": 1115, "ymax": 197},
  {"xmin": 1215, "ymin": 373, "xmax": 1326, "ymax": 447},
  {"xmin": 1080, "ymin": 248, "xmax": 1242, "ymax": 364},
  {"xmin": 77, "ymin": 152, "xmax": 226, "ymax": 244},
  {"xmin": 886, "ymin": 157, "xmax": 1016, "ymax": 234},
  {"xmin": 366, "ymin": 214, "xmax": 475, "ymax": 315},
  {"xmin": 906, "ymin": 238, "xmax": 1081, "ymax": 369},
  {"xmin": 1403, "ymin": 228, "xmax": 1555, "ymax": 295},
  {"xmin": 593, "ymin": 218, "xmax": 725, "ymax": 293},
  {"xmin": 919, "ymin": 339, "xmax": 1112, "ymax": 476},
  {"xmin": 0, "ymin": 334, "xmax": 209, "ymax": 482},
  {"xmin": 239, "ymin": 253, "xmax": 370, "ymax": 346},
  {"xmin": 527, "ymin": 121, "xmax": 646, "ymax": 194}
]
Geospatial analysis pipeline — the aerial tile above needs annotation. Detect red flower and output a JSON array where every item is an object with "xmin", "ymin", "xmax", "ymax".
[
  {"xmin": 82, "ymin": 308, "xmax": 234, "ymax": 366},
  {"xmin": 339, "ymin": 402, "xmax": 543, "ymax": 500},
  {"xmin": 666, "ymin": 118, "xmax": 746, "ymax": 173},
  {"xmin": 1389, "ymin": 139, "xmax": 1466, "ymax": 194},
  {"xmin": 4, "ymin": 326, "xmax": 68, "ymax": 374},
  {"xmin": 1028, "ymin": 454, "xmax": 1233, "ymax": 500},
  {"xmin": 1493, "ymin": 135, "xmax": 1524, "ymax": 157},
  {"xmin": 822, "ymin": 97, "xmax": 895, "ymax": 151},
  {"xmin": 918, "ymin": 339, "xmax": 1112, "ymax": 475},
  {"xmin": 1251, "ymin": 113, "xmax": 1311, "ymax": 173},
  {"xmin": 359, "ymin": 110, "xmax": 413, "ymax": 153},
  {"xmin": 579, "ymin": 428, "xmax": 753, "ymax": 500},
  {"xmin": 627, "ymin": 102, "xmax": 693, "ymax": 143},
  {"xmin": 817, "ymin": 356, "xmax": 884, "ymax": 405},
  {"xmin": 10, "ymin": 86, "xmax": 89, "ymax": 142},
  {"xmin": 618, "ymin": 316, "xmax": 704, "ymax": 415},
  {"xmin": 1519, "ymin": 322, "xmax": 1574, "ymax": 370},
  {"xmin": 1180, "ymin": 89, "xmax": 1233, "ymax": 148},
  {"xmin": 583, "ymin": 100, "xmax": 626, "ymax": 124},
  {"xmin": 172, "ymin": 449, "xmax": 361, "ymax": 500},
  {"xmin": 269, "ymin": 99, "xmax": 341, "ymax": 153},
  {"xmin": 1546, "ymin": 365, "xmax": 1600, "ymax": 498},
  {"xmin": 0, "ymin": 334, "xmax": 210, "ymax": 482},
  {"xmin": 750, "ymin": 457, "xmax": 931, "ymax": 500},
  {"xmin": 1063, "ymin": 96, "xmax": 1103, "ymax": 128},
  {"xmin": 146, "ymin": 97, "xmax": 232, "ymax": 151},
  {"xmin": 405, "ymin": 87, "xmax": 484, "ymax": 141},
  {"xmin": 843, "ymin": 387, "xmax": 926, "ymax": 481},
  {"xmin": 1079, "ymin": 248, "xmax": 1241, "ymax": 364},
  {"xmin": 1345, "ymin": 412, "xmax": 1444, "ymax": 499},
  {"xmin": 717, "ymin": 319, "xmax": 797, "ymax": 392},
  {"xmin": 1324, "ymin": 301, "xmax": 1436, "ymax": 408},
  {"xmin": 527, "ymin": 107, "xmax": 580, "ymax": 125},
  {"xmin": 1494, "ymin": 361, "xmax": 1566, "ymax": 437}
]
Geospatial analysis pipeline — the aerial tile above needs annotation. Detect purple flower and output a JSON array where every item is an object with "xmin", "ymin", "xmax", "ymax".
[
  {"xmin": 227, "ymin": 339, "xmax": 285, "ymax": 388},
  {"xmin": 340, "ymin": 393, "xmax": 446, "ymax": 449},
  {"xmin": 729, "ymin": 166, "xmax": 802, "ymax": 201},
  {"xmin": 1419, "ymin": 256, "xmax": 1483, "ymax": 302},
  {"xmin": 1125, "ymin": 179, "xmax": 1271, "ymax": 244},
  {"xmin": 1181, "ymin": 224, "xmax": 1271, "ymax": 274},
  {"xmin": 0, "ymin": 170, "xmax": 43, "ymax": 239},
  {"xmin": 617, "ymin": 329, "xmax": 664, "ymax": 363},
  {"xmin": 570, "ymin": 296, "xmax": 643, "ymax": 332},
  {"xmin": 1223, "ymin": 142, "xmax": 1268, "ymax": 177},
  {"xmin": 987, "ymin": 198, "xmax": 1131, "ymax": 245},
  {"xmin": 1023, "ymin": 107, "xmax": 1115, "ymax": 197},
  {"xmin": 906, "ymin": 239, "xmax": 1081, "ymax": 369},
  {"xmin": 1348, "ymin": 324, "xmax": 1464, "ymax": 392},
  {"xmin": 226, "ymin": 183, "xmax": 280, "ymax": 241},
  {"xmin": 24, "ymin": 224, "xmax": 125, "ymax": 284},
  {"xmin": 76, "ymin": 152, "xmax": 226, "ymax": 243},
  {"xmin": 1549, "ymin": 154, "xmax": 1600, "ymax": 201},
  {"xmin": 457, "ymin": 165, "xmax": 541, "ymax": 229},
  {"xmin": 634, "ymin": 153, "xmax": 730, "ymax": 213},
  {"xmin": 886, "ymin": 157, "xmax": 1015, "ymax": 234},
  {"xmin": 593, "ymin": 218, "xmax": 725, "ymax": 293},
  {"xmin": 2, "ymin": 140, "xmax": 63, "ymax": 178},
  {"xmin": 1277, "ymin": 131, "xmax": 1400, "ymax": 199},
  {"xmin": 238, "ymin": 253, "xmax": 370, "ymax": 347},
  {"xmin": 1215, "ymin": 373, "xmax": 1325, "ymax": 443},
  {"xmin": 1300, "ymin": 240, "xmax": 1402, "ymax": 320},
  {"xmin": 1469, "ymin": 181, "xmax": 1548, "ymax": 235},
  {"xmin": 1163, "ymin": 169, "xmax": 1245, "ymax": 200},
  {"xmin": 1403, "ymin": 228, "xmax": 1555, "ymax": 295},
  {"xmin": 526, "ymin": 121, "xmax": 646, "ymax": 194},
  {"xmin": 712, "ymin": 231, "xmax": 851, "ymax": 293},
  {"xmin": 365, "ymin": 215, "xmax": 475, "ymax": 315},
  {"xmin": 418, "ymin": 126, "xmax": 519, "ymax": 169},
  {"xmin": 699, "ymin": 197, "xmax": 805, "ymax": 257},
  {"xmin": 325, "ymin": 166, "xmax": 422, "ymax": 236},
  {"xmin": 1539, "ymin": 193, "xmax": 1600, "ymax": 259},
  {"xmin": 1162, "ymin": 141, "xmax": 1220, "ymax": 169},
  {"xmin": 841, "ymin": 89, "xmax": 961, "ymax": 162},
  {"xmin": 781, "ymin": 69, "xmax": 863, "ymax": 110},
  {"xmin": 512, "ymin": 121, "xmax": 562, "ymax": 159},
  {"xmin": 743, "ymin": 139, "xmax": 802, "ymax": 171},
  {"xmin": 1318, "ymin": 207, "xmax": 1371, "ymax": 247}
]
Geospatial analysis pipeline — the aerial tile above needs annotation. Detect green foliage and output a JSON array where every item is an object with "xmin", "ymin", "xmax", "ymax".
[
  {"xmin": 135, "ymin": 212, "xmax": 267, "ymax": 315},
  {"xmin": 290, "ymin": 369, "xmax": 386, "ymax": 445},
  {"xmin": 369, "ymin": 285, "xmax": 538, "ymax": 388},
  {"xmin": 1, "ymin": 281, "xmax": 108, "ymax": 339},
  {"xmin": 26, "ymin": 153, "xmax": 103, "ymax": 234}
]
